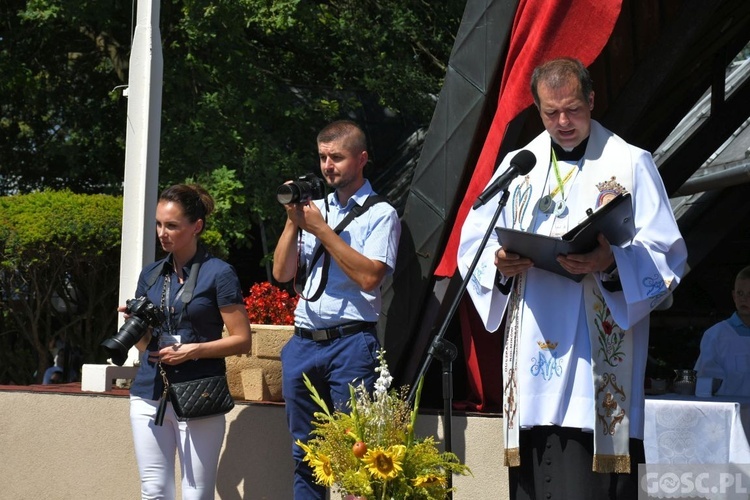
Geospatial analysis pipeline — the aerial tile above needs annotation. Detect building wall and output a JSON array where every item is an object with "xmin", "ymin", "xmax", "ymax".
[{"xmin": 0, "ymin": 389, "xmax": 508, "ymax": 499}]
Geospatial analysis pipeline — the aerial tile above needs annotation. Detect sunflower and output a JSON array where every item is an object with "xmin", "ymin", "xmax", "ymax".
[
  {"xmin": 298, "ymin": 350, "xmax": 470, "ymax": 498},
  {"xmin": 295, "ymin": 439, "xmax": 313, "ymax": 457},
  {"xmin": 413, "ymin": 474, "xmax": 448, "ymax": 487},
  {"xmin": 361, "ymin": 444, "xmax": 406, "ymax": 480},
  {"xmin": 296, "ymin": 439, "xmax": 335, "ymax": 487}
]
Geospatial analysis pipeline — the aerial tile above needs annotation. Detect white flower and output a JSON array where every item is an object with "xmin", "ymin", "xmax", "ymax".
[{"xmin": 373, "ymin": 349, "xmax": 393, "ymax": 398}]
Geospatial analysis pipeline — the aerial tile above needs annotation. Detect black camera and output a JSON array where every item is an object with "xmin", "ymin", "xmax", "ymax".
[
  {"xmin": 101, "ymin": 296, "xmax": 165, "ymax": 366},
  {"xmin": 276, "ymin": 173, "xmax": 326, "ymax": 205}
]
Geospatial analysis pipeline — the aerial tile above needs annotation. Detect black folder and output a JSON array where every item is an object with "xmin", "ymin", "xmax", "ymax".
[{"xmin": 494, "ymin": 193, "xmax": 635, "ymax": 282}]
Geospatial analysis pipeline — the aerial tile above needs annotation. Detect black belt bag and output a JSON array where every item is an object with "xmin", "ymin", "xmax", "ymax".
[
  {"xmin": 167, "ymin": 375, "xmax": 234, "ymax": 422},
  {"xmin": 155, "ymin": 364, "xmax": 234, "ymax": 425},
  {"xmin": 294, "ymin": 321, "xmax": 376, "ymax": 342}
]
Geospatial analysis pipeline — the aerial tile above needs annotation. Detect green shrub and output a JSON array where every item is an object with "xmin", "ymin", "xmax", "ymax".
[{"xmin": 0, "ymin": 190, "xmax": 122, "ymax": 384}]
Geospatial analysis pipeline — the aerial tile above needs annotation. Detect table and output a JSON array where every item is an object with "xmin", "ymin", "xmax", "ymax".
[{"xmin": 644, "ymin": 394, "xmax": 750, "ymax": 464}]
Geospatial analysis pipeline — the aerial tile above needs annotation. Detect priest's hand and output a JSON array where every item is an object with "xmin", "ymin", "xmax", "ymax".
[
  {"xmin": 557, "ymin": 233, "xmax": 615, "ymax": 276},
  {"xmin": 495, "ymin": 247, "xmax": 534, "ymax": 278}
]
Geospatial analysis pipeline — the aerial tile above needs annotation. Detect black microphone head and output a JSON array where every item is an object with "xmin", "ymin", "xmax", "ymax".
[{"xmin": 510, "ymin": 150, "xmax": 536, "ymax": 175}]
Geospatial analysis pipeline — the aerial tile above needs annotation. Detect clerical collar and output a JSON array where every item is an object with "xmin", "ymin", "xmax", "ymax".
[{"xmin": 551, "ymin": 137, "xmax": 589, "ymax": 161}]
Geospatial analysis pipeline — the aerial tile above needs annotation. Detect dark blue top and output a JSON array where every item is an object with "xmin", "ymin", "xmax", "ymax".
[{"xmin": 129, "ymin": 249, "xmax": 245, "ymax": 400}]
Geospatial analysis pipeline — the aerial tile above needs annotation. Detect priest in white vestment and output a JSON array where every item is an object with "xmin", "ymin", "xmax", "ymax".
[{"xmin": 458, "ymin": 58, "xmax": 687, "ymax": 500}]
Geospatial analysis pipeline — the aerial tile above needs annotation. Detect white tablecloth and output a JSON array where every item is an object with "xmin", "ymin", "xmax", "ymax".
[{"xmin": 644, "ymin": 394, "xmax": 750, "ymax": 464}]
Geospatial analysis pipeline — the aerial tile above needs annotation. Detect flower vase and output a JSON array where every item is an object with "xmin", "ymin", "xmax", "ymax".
[{"xmin": 343, "ymin": 495, "xmax": 367, "ymax": 500}]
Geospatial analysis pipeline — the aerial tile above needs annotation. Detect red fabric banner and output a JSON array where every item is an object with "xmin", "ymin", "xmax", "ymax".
[{"xmin": 434, "ymin": 0, "xmax": 622, "ymax": 277}]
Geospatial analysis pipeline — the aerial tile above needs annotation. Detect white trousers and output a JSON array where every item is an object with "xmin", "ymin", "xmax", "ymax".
[{"xmin": 130, "ymin": 396, "xmax": 226, "ymax": 500}]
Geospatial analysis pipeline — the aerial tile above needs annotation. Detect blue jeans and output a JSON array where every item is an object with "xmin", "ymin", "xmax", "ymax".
[{"xmin": 281, "ymin": 329, "xmax": 380, "ymax": 500}]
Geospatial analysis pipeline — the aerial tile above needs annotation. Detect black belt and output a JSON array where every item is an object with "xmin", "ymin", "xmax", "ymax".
[{"xmin": 294, "ymin": 321, "xmax": 376, "ymax": 342}]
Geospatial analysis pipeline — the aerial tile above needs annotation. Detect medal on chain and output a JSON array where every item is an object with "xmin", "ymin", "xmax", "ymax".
[{"xmin": 538, "ymin": 148, "xmax": 580, "ymax": 218}]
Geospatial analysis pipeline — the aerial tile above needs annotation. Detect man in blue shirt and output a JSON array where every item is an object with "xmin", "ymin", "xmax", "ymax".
[
  {"xmin": 695, "ymin": 265, "xmax": 750, "ymax": 395},
  {"xmin": 273, "ymin": 120, "xmax": 401, "ymax": 499}
]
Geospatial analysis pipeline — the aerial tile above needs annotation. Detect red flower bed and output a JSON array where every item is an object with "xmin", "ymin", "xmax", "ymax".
[{"xmin": 244, "ymin": 281, "xmax": 298, "ymax": 325}]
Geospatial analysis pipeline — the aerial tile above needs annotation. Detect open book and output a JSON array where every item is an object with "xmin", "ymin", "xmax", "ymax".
[{"xmin": 494, "ymin": 193, "xmax": 635, "ymax": 282}]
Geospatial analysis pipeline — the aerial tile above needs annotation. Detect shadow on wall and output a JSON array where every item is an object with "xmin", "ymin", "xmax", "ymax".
[
  {"xmin": 218, "ymin": 404, "xmax": 294, "ymax": 499},
  {"xmin": 380, "ymin": 219, "xmax": 429, "ymax": 387}
]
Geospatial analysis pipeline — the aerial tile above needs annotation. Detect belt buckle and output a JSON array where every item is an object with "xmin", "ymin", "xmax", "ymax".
[{"xmin": 311, "ymin": 329, "xmax": 331, "ymax": 342}]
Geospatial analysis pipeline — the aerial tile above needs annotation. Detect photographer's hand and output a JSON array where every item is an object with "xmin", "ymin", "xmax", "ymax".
[
  {"xmin": 272, "ymin": 195, "xmax": 304, "ymax": 284},
  {"xmin": 117, "ymin": 304, "xmax": 134, "ymax": 324},
  {"xmin": 288, "ymin": 201, "xmax": 326, "ymax": 235},
  {"xmin": 156, "ymin": 343, "xmax": 197, "ymax": 365}
]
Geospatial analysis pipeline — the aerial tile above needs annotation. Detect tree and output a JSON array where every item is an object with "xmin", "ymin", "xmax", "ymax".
[
  {"xmin": 0, "ymin": 1, "xmax": 464, "ymax": 377},
  {"xmin": 0, "ymin": 0, "xmax": 131, "ymax": 194},
  {"xmin": 1, "ymin": 0, "xmax": 463, "ymax": 233}
]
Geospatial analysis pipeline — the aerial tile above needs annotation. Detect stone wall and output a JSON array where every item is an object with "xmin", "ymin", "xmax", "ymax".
[{"xmin": 225, "ymin": 324, "xmax": 294, "ymax": 401}]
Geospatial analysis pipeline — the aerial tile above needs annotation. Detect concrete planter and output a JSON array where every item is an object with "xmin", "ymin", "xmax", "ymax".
[{"xmin": 225, "ymin": 324, "xmax": 294, "ymax": 402}]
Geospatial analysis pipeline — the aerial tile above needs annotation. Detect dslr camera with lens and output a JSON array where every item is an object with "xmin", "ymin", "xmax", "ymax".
[
  {"xmin": 101, "ymin": 296, "xmax": 165, "ymax": 366},
  {"xmin": 276, "ymin": 173, "xmax": 326, "ymax": 205}
]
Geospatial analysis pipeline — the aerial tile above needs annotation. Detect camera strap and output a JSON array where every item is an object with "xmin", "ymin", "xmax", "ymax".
[
  {"xmin": 296, "ymin": 195, "xmax": 389, "ymax": 302},
  {"xmin": 152, "ymin": 246, "xmax": 207, "ymax": 426},
  {"xmin": 146, "ymin": 246, "xmax": 206, "ymax": 297},
  {"xmin": 148, "ymin": 245, "xmax": 207, "ymax": 332}
]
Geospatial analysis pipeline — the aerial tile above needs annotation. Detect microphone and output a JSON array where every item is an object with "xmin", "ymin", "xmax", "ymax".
[{"xmin": 472, "ymin": 150, "xmax": 536, "ymax": 209}]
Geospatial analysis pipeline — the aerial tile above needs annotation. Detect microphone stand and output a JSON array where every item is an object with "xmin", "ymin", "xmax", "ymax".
[{"xmin": 407, "ymin": 188, "xmax": 511, "ymax": 498}]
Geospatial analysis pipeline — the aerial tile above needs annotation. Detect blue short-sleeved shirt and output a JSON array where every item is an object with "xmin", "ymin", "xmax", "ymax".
[
  {"xmin": 129, "ymin": 249, "xmax": 244, "ymax": 400},
  {"xmin": 294, "ymin": 180, "xmax": 401, "ymax": 329}
]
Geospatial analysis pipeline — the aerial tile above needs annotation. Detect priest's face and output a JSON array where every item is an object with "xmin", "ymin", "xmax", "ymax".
[{"xmin": 536, "ymin": 76, "xmax": 594, "ymax": 150}]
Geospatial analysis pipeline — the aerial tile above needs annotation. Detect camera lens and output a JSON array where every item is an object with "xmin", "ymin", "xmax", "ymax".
[
  {"xmin": 101, "ymin": 315, "xmax": 150, "ymax": 366},
  {"xmin": 101, "ymin": 296, "xmax": 164, "ymax": 365},
  {"xmin": 276, "ymin": 184, "xmax": 302, "ymax": 205},
  {"xmin": 100, "ymin": 338, "xmax": 129, "ymax": 367}
]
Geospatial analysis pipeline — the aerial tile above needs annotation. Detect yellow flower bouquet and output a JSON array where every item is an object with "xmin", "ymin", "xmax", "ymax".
[{"xmin": 296, "ymin": 350, "xmax": 471, "ymax": 499}]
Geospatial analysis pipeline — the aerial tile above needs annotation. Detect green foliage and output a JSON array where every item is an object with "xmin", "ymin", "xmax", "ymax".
[
  {"xmin": 186, "ymin": 166, "xmax": 248, "ymax": 258},
  {"xmin": 0, "ymin": 191, "xmax": 123, "ymax": 384},
  {"xmin": 0, "ymin": 0, "xmax": 464, "ymax": 382},
  {"xmin": 1, "ymin": 0, "xmax": 464, "ymax": 249},
  {"xmin": 1, "ymin": 0, "xmax": 130, "ymax": 195},
  {"xmin": 1, "ymin": 190, "xmax": 122, "ymax": 257}
]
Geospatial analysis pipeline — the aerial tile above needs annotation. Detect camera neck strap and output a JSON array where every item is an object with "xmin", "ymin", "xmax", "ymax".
[
  {"xmin": 296, "ymin": 195, "xmax": 388, "ymax": 302},
  {"xmin": 148, "ymin": 245, "xmax": 207, "ymax": 330},
  {"xmin": 151, "ymin": 245, "xmax": 206, "ymax": 427}
]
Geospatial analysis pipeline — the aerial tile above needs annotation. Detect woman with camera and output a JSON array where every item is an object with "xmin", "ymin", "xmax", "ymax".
[{"xmin": 122, "ymin": 183, "xmax": 251, "ymax": 500}]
